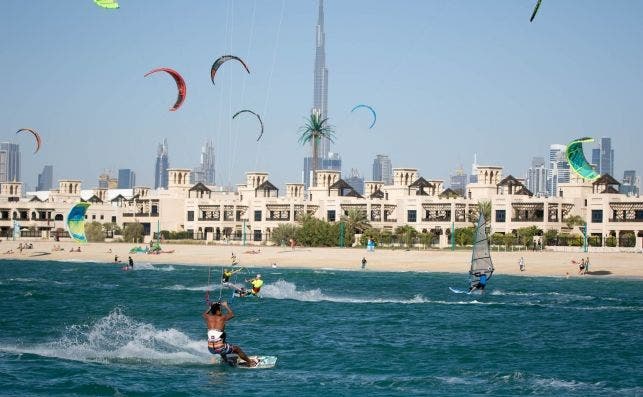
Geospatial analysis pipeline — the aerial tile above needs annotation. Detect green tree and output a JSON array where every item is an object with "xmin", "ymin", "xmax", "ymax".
[
  {"xmin": 565, "ymin": 215, "xmax": 586, "ymax": 229},
  {"xmin": 490, "ymin": 232, "xmax": 505, "ymax": 246},
  {"xmin": 544, "ymin": 229, "xmax": 558, "ymax": 246},
  {"xmin": 123, "ymin": 222, "xmax": 144, "ymax": 243},
  {"xmin": 85, "ymin": 221, "xmax": 105, "ymax": 242},
  {"xmin": 102, "ymin": 222, "xmax": 118, "ymax": 238},
  {"xmin": 502, "ymin": 233, "xmax": 515, "ymax": 248},
  {"xmin": 359, "ymin": 227, "xmax": 382, "ymax": 246},
  {"xmin": 295, "ymin": 215, "xmax": 337, "ymax": 247},
  {"xmin": 395, "ymin": 225, "xmax": 418, "ymax": 248},
  {"xmin": 340, "ymin": 208, "xmax": 371, "ymax": 246},
  {"xmin": 271, "ymin": 223, "xmax": 300, "ymax": 245},
  {"xmin": 516, "ymin": 225, "xmax": 541, "ymax": 247},
  {"xmin": 298, "ymin": 112, "xmax": 336, "ymax": 186},
  {"xmin": 477, "ymin": 200, "xmax": 492, "ymax": 223},
  {"xmin": 454, "ymin": 227, "xmax": 475, "ymax": 247}
]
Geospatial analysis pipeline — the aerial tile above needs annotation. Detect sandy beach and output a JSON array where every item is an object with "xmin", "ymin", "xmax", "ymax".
[{"xmin": 2, "ymin": 240, "xmax": 641, "ymax": 279}]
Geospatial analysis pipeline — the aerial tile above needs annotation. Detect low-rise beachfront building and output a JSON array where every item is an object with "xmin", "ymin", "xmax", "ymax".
[{"xmin": 6, "ymin": 165, "xmax": 643, "ymax": 250}]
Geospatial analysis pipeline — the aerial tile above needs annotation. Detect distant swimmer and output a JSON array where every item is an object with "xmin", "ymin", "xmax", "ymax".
[
  {"xmin": 203, "ymin": 301, "xmax": 257, "ymax": 367},
  {"xmin": 238, "ymin": 274, "xmax": 263, "ymax": 297}
]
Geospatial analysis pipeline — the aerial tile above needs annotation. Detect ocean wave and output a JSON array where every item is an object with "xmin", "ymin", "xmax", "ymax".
[
  {"xmin": 131, "ymin": 263, "xmax": 175, "ymax": 272},
  {"xmin": 0, "ymin": 309, "xmax": 210, "ymax": 366}
]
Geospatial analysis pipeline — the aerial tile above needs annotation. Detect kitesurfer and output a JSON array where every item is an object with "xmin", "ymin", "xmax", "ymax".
[
  {"xmin": 128, "ymin": 256, "xmax": 134, "ymax": 269},
  {"xmin": 238, "ymin": 274, "xmax": 263, "ymax": 297},
  {"xmin": 468, "ymin": 273, "xmax": 488, "ymax": 292},
  {"xmin": 203, "ymin": 301, "xmax": 257, "ymax": 367},
  {"xmin": 222, "ymin": 267, "xmax": 242, "ymax": 283}
]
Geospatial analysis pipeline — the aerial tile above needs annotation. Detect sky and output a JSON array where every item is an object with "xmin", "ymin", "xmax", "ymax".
[{"xmin": 2, "ymin": 0, "xmax": 642, "ymax": 190}]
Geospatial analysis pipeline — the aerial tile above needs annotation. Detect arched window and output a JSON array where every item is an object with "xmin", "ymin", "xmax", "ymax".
[{"xmin": 54, "ymin": 214, "xmax": 64, "ymax": 221}]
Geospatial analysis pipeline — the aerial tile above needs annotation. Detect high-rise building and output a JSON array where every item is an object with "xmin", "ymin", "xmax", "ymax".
[
  {"xmin": 36, "ymin": 165, "xmax": 53, "ymax": 191},
  {"xmin": 547, "ymin": 144, "xmax": 570, "ymax": 197},
  {"xmin": 620, "ymin": 170, "xmax": 639, "ymax": 196},
  {"xmin": 117, "ymin": 169, "xmax": 136, "ymax": 189},
  {"xmin": 313, "ymin": 0, "xmax": 329, "ymax": 158},
  {"xmin": 596, "ymin": 137, "xmax": 614, "ymax": 176},
  {"xmin": 470, "ymin": 153, "xmax": 479, "ymax": 183},
  {"xmin": 449, "ymin": 165, "xmax": 468, "ymax": 197},
  {"xmin": 591, "ymin": 148, "xmax": 600, "ymax": 171},
  {"xmin": 526, "ymin": 157, "xmax": 547, "ymax": 196},
  {"xmin": 154, "ymin": 139, "xmax": 170, "ymax": 189},
  {"xmin": 98, "ymin": 171, "xmax": 118, "ymax": 189},
  {"xmin": 0, "ymin": 142, "xmax": 20, "ymax": 182},
  {"xmin": 345, "ymin": 168, "xmax": 364, "ymax": 195},
  {"xmin": 372, "ymin": 154, "xmax": 393, "ymax": 185},
  {"xmin": 303, "ymin": 152, "xmax": 342, "ymax": 188},
  {"xmin": 303, "ymin": 0, "xmax": 339, "ymax": 187},
  {"xmin": 191, "ymin": 140, "xmax": 216, "ymax": 185}
]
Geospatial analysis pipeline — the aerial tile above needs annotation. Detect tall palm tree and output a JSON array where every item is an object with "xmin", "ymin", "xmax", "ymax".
[
  {"xmin": 298, "ymin": 111, "xmax": 336, "ymax": 187},
  {"xmin": 340, "ymin": 208, "xmax": 371, "ymax": 236},
  {"xmin": 477, "ymin": 200, "xmax": 492, "ymax": 223}
]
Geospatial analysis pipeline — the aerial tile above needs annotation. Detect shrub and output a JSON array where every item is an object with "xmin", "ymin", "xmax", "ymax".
[
  {"xmin": 85, "ymin": 221, "xmax": 105, "ymax": 242},
  {"xmin": 123, "ymin": 223, "xmax": 144, "ymax": 243}
]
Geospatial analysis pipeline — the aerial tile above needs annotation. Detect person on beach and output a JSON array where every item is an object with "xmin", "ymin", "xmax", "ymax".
[
  {"xmin": 519, "ymin": 257, "xmax": 525, "ymax": 272},
  {"xmin": 578, "ymin": 258, "xmax": 585, "ymax": 274},
  {"xmin": 231, "ymin": 253, "xmax": 238, "ymax": 266},
  {"xmin": 238, "ymin": 274, "xmax": 263, "ymax": 297},
  {"xmin": 585, "ymin": 257, "xmax": 590, "ymax": 274},
  {"xmin": 361, "ymin": 257, "xmax": 367, "ymax": 270},
  {"xmin": 114, "ymin": 255, "xmax": 120, "ymax": 263},
  {"xmin": 128, "ymin": 256, "xmax": 134, "ymax": 269},
  {"xmin": 203, "ymin": 301, "xmax": 257, "ymax": 367}
]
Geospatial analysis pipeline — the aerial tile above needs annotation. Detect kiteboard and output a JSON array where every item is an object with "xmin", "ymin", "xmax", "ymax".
[
  {"xmin": 121, "ymin": 266, "xmax": 132, "ymax": 271},
  {"xmin": 449, "ymin": 287, "xmax": 469, "ymax": 294},
  {"xmin": 221, "ymin": 355, "xmax": 277, "ymax": 369}
]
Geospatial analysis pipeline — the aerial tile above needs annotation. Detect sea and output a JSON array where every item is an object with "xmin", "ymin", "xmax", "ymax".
[{"xmin": 0, "ymin": 259, "xmax": 641, "ymax": 396}]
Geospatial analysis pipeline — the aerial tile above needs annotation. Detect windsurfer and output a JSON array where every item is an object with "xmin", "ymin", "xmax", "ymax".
[
  {"xmin": 468, "ymin": 272, "xmax": 488, "ymax": 292},
  {"xmin": 203, "ymin": 301, "xmax": 257, "ymax": 367}
]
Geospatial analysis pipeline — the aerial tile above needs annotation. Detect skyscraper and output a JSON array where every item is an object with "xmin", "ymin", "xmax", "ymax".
[
  {"xmin": 345, "ymin": 168, "xmax": 364, "ymax": 195},
  {"xmin": 0, "ymin": 142, "xmax": 20, "ymax": 182},
  {"xmin": 525, "ymin": 157, "xmax": 547, "ymax": 196},
  {"xmin": 449, "ymin": 165, "xmax": 468, "ymax": 197},
  {"xmin": 36, "ymin": 165, "xmax": 53, "ymax": 191},
  {"xmin": 313, "ymin": 0, "xmax": 329, "ymax": 157},
  {"xmin": 117, "ymin": 169, "xmax": 136, "ymax": 189},
  {"xmin": 191, "ymin": 140, "xmax": 216, "ymax": 185},
  {"xmin": 598, "ymin": 137, "xmax": 614, "ymax": 176},
  {"xmin": 372, "ymin": 154, "xmax": 393, "ymax": 185},
  {"xmin": 547, "ymin": 144, "xmax": 570, "ymax": 197},
  {"xmin": 154, "ymin": 139, "xmax": 170, "ymax": 189},
  {"xmin": 620, "ymin": 170, "xmax": 639, "ymax": 196},
  {"xmin": 303, "ymin": 0, "xmax": 338, "ymax": 188},
  {"xmin": 470, "ymin": 153, "xmax": 479, "ymax": 183}
]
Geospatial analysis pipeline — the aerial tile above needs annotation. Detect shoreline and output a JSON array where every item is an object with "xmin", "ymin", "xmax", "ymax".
[{"xmin": 1, "ymin": 240, "xmax": 642, "ymax": 279}]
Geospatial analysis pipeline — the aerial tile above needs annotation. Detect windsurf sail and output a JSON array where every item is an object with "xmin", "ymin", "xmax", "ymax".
[{"xmin": 470, "ymin": 212, "xmax": 494, "ymax": 289}]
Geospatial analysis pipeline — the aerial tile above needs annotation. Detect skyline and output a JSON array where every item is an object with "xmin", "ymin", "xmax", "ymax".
[{"xmin": 2, "ymin": 1, "xmax": 642, "ymax": 189}]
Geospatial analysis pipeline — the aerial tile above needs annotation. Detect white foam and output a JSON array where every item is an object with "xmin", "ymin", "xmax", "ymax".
[
  {"xmin": 0, "ymin": 309, "xmax": 209, "ymax": 365},
  {"xmin": 132, "ymin": 263, "xmax": 175, "ymax": 272},
  {"xmin": 261, "ymin": 280, "xmax": 429, "ymax": 304}
]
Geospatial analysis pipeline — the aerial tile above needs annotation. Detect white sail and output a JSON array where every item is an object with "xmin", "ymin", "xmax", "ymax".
[{"xmin": 470, "ymin": 213, "xmax": 494, "ymax": 287}]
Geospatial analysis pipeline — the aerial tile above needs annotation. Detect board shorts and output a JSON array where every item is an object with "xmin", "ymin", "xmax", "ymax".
[{"xmin": 208, "ymin": 341, "xmax": 234, "ymax": 355}]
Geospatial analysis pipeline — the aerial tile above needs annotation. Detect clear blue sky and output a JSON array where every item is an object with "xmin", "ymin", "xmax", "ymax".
[{"xmin": 2, "ymin": 0, "xmax": 642, "ymax": 190}]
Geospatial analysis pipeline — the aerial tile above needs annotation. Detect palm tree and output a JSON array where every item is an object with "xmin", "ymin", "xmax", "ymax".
[
  {"xmin": 340, "ymin": 208, "xmax": 371, "ymax": 243},
  {"xmin": 477, "ymin": 200, "xmax": 492, "ymax": 223},
  {"xmin": 298, "ymin": 111, "xmax": 336, "ymax": 187}
]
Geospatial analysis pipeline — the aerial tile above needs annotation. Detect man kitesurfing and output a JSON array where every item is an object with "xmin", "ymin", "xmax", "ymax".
[
  {"xmin": 236, "ymin": 274, "xmax": 264, "ymax": 297},
  {"xmin": 203, "ymin": 301, "xmax": 258, "ymax": 367}
]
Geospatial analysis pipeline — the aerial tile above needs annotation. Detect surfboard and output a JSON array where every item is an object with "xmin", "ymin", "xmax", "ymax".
[{"xmin": 222, "ymin": 355, "xmax": 277, "ymax": 369}]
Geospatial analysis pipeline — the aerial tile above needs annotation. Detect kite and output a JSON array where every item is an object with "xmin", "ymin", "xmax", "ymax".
[
  {"xmin": 144, "ymin": 68, "xmax": 187, "ymax": 111},
  {"xmin": 566, "ymin": 137, "xmax": 600, "ymax": 181},
  {"xmin": 210, "ymin": 55, "xmax": 250, "ymax": 85},
  {"xmin": 94, "ymin": 0, "xmax": 119, "ymax": 9},
  {"xmin": 16, "ymin": 128, "xmax": 42, "ymax": 154},
  {"xmin": 67, "ymin": 202, "xmax": 90, "ymax": 244},
  {"xmin": 351, "ymin": 104, "xmax": 377, "ymax": 129},
  {"xmin": 232, "ymin": 110, "xmax": 264, "ymax": 141},
  {"xmin": 530, "ymin": 0, "xmax": 542, "ymax": 22}
]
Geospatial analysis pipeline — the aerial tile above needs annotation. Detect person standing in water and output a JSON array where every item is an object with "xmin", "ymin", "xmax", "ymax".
[
  {"xmin": 128, "ymin": 256, "xmax": 134, "ymax": 269},
  {"xmin": 361, "ymin": 257, "xmax": 367, "ymax": 270},
  {"xmin": 203, "ymin": 301, "xmax": 257, "ymax": 366}
]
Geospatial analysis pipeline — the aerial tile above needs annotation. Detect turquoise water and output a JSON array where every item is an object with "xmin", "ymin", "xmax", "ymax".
[{"xmin": 0, "ymin": 259, "xmax": 641, "ymax": 396}]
